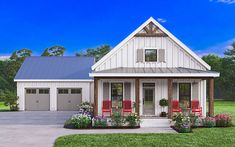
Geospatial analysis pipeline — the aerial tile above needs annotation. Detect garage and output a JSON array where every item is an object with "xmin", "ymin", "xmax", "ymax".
[
  {"xmin": 25, "ymin": 88, "xmax": 50, "ymax": 111},
  {"xmin": 57, "ymin": 88, "xmax": 82, "ymax": 111}
]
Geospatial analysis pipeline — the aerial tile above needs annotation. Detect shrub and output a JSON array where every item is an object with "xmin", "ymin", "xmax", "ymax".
[
  {"xmin": 159, "ymin": 98, "xmax": 168, "ymax": 117},
  {"xmin": 79, "ymin": 101, "xmax": 93, "ymax": 112},
  {"xmin": 2, "ymin": 90, "xmax": 19, "ymax": 111},
  {"xmin": 172, "ymin": 113, "xmax": 191, "ymax": 133},
  {"xmin": 159, "ymin": 98, "xmax": 168, "ymax": 106},
  {"xmin": 190, "ymin": 113, "xmax": 203, "ymax": 127},
  {"xmin": 64, "ymin": 114, "xmax": 91, "ymax": 129},
  {"xmin": 111, "ymin": 111, "xmax": 124, "ymax": 127},
  {"xmin": 125, "ymin": 113, "xmax": 140, "ymax": 127},
  {"xmin": 215, "ymin": 114, "xmax": 232, "ymax": 127},
  {"xmin": 93, "ymin": 116, "xmax": 108, "ymax": 128},
  {"xmin": 202, "ymin": 117, "xmax": 216, "ymax": 128}
]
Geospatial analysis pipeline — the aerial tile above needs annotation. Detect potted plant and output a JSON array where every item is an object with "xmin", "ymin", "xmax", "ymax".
[{"xmin": 159, "ymin": 98, "xmax": 168, "ymax": 117}]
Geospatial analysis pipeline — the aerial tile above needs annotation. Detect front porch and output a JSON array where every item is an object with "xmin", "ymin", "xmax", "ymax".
[{"xmin": 93, "ymin": 77, "xmax": 215, "ymax": 118}]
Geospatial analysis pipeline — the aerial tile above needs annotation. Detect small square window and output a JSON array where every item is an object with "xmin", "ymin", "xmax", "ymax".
[
  {"xmin": 58, "ymin": 89, "xmax": 69, "ymax": 94},
  {"xmin": 26, "ymin": 89, "xmax": 36, "ymax": 94},
  {"xmin": 145, "ymin": 49, "xmax": 157, "ymax": 62},
  {"xmin": 39, "ymin": 89, "xmax": 49, "ymax": 94},
  {"xmin": 71, "ymin": 89, "xmax": 81, "ymax": 94}
]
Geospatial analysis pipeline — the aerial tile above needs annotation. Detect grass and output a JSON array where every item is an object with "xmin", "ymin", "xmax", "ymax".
[
  {"xmin": 0, "ymin": 101, "xmax": 10, "ymax": 112},
  {"xmin": 54, "ymin": 100, "xmax": 235, "ymax": 147}
]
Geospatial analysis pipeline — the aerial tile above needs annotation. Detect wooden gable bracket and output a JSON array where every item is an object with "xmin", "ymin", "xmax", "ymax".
[{"xmin": 134, "ymin": 22, "xmax": 168, "ymax": 37}]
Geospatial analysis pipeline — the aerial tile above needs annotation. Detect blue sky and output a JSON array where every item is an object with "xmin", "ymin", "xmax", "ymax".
[{"xmin": 0, "ymin": 0, "xmax": 235, "ymax": 56}]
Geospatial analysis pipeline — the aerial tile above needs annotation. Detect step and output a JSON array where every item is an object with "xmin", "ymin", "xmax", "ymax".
[{"xmin": 140, "ymin": 118, "xmax": 171, "ymax": 128}]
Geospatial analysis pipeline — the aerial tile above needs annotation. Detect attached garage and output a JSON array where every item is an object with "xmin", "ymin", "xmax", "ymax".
[
  {"xmin": 57, "ymin": 88, "xmax": 82, "ymax": 111},
  {"xmin": 25, "ymin": 88, "xmax": 50, "ymax": 111}
]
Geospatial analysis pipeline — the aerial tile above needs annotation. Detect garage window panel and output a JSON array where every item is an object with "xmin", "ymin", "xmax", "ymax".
[
  {"xmin": 71, "ymin": 89, "xmax": 81, "ymax": 94},
  {"xmin": 26, "ymin": 89, "xmax": 36, "ymax": 94},
  {"xmin": 39, "ymin": 89, "xmax": 49, "ymax": 94},
  {"xmin": 58, "ymin": 89, "xmax": 69, "ymax": 94}
]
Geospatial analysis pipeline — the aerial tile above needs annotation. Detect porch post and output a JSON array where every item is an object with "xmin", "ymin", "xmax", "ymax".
[
  {"xmin": 135, "ymin": 78, "xmax": 140, "ymax": 116},
  {"xmin": 168, "ymin": 78, "xmax": 173, "ymax": 118},
  {"xmin": 208, "ymin": 78, "xmax": 214, "ymax": 116},
  {"xmin": 94, "ymin": 78, "xmax": 98, "ymax": 116}
]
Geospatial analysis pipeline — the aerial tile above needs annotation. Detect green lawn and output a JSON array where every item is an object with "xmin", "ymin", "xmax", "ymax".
[
  {"xmin": 54, "ymin": 100, "xmax": 235, "ymax": 147},
  {"xmin": 0, "ymin": 102, "xmax": 10, "ymax": 111}
]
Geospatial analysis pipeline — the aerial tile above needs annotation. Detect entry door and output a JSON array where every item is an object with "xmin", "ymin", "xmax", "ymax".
[
  {"xmin": 143, "ymin": 86, "xmax": 155, "ymax": 115},
  {"xmin": 179, "ymin": 83, "xmax": 191, "ymax": 108}
]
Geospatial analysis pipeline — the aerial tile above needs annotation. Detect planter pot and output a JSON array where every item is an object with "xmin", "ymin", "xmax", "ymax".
[{"xmin": 160, "ymin": 112, "xmax": 167, "ymax": 117}]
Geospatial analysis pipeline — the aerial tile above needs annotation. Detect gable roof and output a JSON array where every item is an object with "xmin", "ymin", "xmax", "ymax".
[
  {"xmin": 92, "ymin": 17, "xmax": 211, "ymax": 70},
  {"xmin": 14, "ymin": 56, "xmax": 94, "ymax": 81}
]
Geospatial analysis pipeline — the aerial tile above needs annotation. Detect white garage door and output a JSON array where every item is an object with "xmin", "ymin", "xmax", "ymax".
[
  {"xmin": 25, "ymin": 88, "xmax": 50, "ymax": 111},
  {"xmin": 57, "ymin": 88, "xmax": 82, "ymax": 111}
]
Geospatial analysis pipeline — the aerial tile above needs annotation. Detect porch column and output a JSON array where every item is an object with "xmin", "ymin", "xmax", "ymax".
[
  {"xmin": 94, "ymin": 78, "xmax": 98, "ymax": 116},
  {"xmin": 168, "ymin": 78, "xmax": 173, "ymax": 118},
  {"xmin": 208, "ymin": 78, "xmax": 214, "ymax": 116},
  {"xmin": 135, "ymin": 78, "xmax": 140, "ymax": 116}
]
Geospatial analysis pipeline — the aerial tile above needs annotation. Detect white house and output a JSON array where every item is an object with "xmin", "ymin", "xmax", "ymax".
[{"xmin": 15, "ymin": 17, "xmax": 219, "ymax": 118}]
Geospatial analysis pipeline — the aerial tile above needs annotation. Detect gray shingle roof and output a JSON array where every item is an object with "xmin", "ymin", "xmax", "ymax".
[
  {"xmin": 15, "ymin": 56, "xmax": 94, "ymax": 80},
  {"xmin": 93, "ymin": 67, "xmax": 218, "ymax": 74}
]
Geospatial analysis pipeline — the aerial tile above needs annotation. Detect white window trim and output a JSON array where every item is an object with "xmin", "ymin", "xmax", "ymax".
[{"xmin": 143, "ymin": 47, "xmax": 158, "ymax": 63}]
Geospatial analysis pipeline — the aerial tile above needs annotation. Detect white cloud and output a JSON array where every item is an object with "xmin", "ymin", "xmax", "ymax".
[
  {"xmin": 0, "ymin": 56, "xmax": 10, "ymax": 61},
  {"xmin": 196, "ymin": 38, "xmax": 235, "ymax": 57},
  {"xmin": 210, "ymin": 0, "xmax": 235, "ymax": 4},
  {"xmin": 157, "ymin": 18, "xmax": 167, "ymax": 23}
]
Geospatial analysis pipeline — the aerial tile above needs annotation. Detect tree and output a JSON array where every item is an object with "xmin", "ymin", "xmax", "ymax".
[
  {"xmin": 10, "ymin": 48, "xmax": 32, "ymax": 60},
  {"xmin": 2, "ymin": 90, "xmax": 18, "ymax": 111},
  {"xmin": 224, "ymin": 42, "xmax": 235, "ymax": 60},
  {"xmin": 41, "ymin": 45, "xmax": 66, "ymax": 56},
  {"xmin": 76, "ymin": 45, "xmax": 111, "ymax": 61}
]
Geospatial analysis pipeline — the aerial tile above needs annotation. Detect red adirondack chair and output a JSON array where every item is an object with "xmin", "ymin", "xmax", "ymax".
[
  {"xmin": 172, "ymin": 100, "xmax": 182, "ymax": 112},
  {"xmin": 191, "ymin": 100, "xmax": 202, "ymax": 116},
  {"xmin": 102, "ymin": 100, "xmax": 112, "ymax": 116},
  {"xmin": 123, "ymin": 100, "xmax": 132, "ymax": 114}
]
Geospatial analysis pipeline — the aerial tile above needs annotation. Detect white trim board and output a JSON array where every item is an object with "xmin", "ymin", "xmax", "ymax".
[
  {"xmin": 89, "ymin": 73, "xmax": 219, "ymax": 78},
  {"xmin": 91, "ymin": 17, "xmax": 211, "ymax": 70},
  {"xmin": 14, "ymin": 79, "xmax": 94, "ymax": 82}
]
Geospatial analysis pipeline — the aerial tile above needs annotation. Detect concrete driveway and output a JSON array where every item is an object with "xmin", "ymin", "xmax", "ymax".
[{"xmin": 0, "ymin": 111, "xmax": 176, "ymax": 147}]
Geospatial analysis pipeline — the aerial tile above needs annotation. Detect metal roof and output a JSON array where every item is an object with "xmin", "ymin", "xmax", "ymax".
[
  {"xmin": 15, "ymin": 56, "xmax": 94, "ymax": 81},
  {"xmin": 93, "ymin": 67, "xmax": 218, "ymax": 74}
]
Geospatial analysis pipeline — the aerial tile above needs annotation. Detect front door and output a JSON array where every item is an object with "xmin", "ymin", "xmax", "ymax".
[{"xmin": 143, "ymin": 83, "xmax": 155, "ymax": 115}]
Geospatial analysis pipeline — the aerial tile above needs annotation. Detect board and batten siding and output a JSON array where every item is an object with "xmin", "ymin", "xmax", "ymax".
[
  {"xmin": 95, "ymin": 37, "xmax": 206, "ymax": 71},
  {"xmin": 17, "ymin": 81, "xmax": 94, "ymax": 111}
]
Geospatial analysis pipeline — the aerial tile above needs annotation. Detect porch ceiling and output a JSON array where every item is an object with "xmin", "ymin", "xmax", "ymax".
[{"xmin": 89, "ymin": 67, "xmax": 220, "ymax": 78}]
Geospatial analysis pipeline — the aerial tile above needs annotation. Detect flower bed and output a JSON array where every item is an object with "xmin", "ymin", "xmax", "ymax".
[
  {"xmin": 64, "ymin": 102, "xmax": 140, "ymax": 129},
  {"xmin": 215, "ymin": 114, "xmax": 232, "ymax": 127}
]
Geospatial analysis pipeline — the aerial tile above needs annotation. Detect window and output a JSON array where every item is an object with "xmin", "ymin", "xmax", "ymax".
[
  {"xmin": 26, "ymin": 89, "xmax": 36, "ymax": 94},
  {"xmin": 179, "ymin": 83, "xmax": 191, "ymax": 108},
  {"xmin": 111, "ymin": 83, "xmax": 123, "ymax": 108},
  {"xmin": 58, "ymin": 89, "xmax": 69, "ymax": 94},
  {"xmin": 71, "ymin": 89, "xmax": 81, "ymax": 94},
  {"xmin": 39, "ymin": 89, "xmax": 49, "ymax": 94},
  {"xmin": 145, "ymin": 49, "xmax": 157, "ymax": 62}
]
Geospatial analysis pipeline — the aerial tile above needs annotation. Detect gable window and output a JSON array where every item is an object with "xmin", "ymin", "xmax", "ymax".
[{"xmin": 145, "ymin": 49, "xmax": 157, "ymax": 62}]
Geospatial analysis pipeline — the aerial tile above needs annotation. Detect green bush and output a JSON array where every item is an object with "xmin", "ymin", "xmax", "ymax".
[
  {"xmin": 93, "ymin": 116, "xmax": 108, "ymax": 128},
  {"xmin": 125, "ymin": 113, "xmax": 140, "ymax": 127},
  {"xmin": 2, "ymin": 90, "xmax": 18, "ymax": 111},
  {"xmin": 215, "ymin": 114, "xmax": 232, "ymax": 127},
  {"xmin": 111, "ymin": 111, "xmax": 124, "ymax": 127},
  {"xmin": 202, "ymin": 117, "xmax": 216, "ymax": 128},
  {"xmin": 65, "ymin": 114, "xmax": 92, "ymax": 129},
  {"xmin": 159, "ymin": 98, "xmax": 168, "ymax": 106},
  {"xmin": 172, "ymin": 113, "xmax": 191, "ymax": 133}
]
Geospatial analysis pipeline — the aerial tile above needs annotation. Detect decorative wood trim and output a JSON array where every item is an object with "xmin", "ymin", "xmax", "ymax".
[
  {"xmin": 209, "ymin": 78, "xmax": 214, "ymax": 116},
  {"xmin": 135, "ymin": 78, "xmax": 140, "ymax": 116},
  {"xmin": 134, "ymin": 22, "xmax": 168, "ymax": 37},
  {"xmin": 94, "ymin": 78, "xmax": 98, "ymax": 116},
  {"xmin": 168, "ymin": 78, "xmax": 173, "ymax": 118}
]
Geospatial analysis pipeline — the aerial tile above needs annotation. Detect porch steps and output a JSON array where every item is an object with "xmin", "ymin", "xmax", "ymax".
[{"xmin": 140, "ymin": 118, "xmax": 171, "ymax": 128}]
